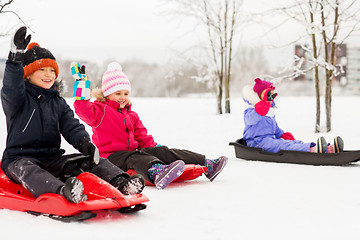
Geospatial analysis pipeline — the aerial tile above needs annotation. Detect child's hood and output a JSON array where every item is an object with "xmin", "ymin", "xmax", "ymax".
[
  {"xmin": 242, "ymin": 84, "xmax": 260, "ymax": 106},
  {"xmin": 242, "ymin": 84, "xmax": 277, "ymax": 113}
]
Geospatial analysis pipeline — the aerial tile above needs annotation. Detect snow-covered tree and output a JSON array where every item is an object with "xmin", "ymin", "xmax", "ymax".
[
  {"xmin": 161, "ymin": 0, "xmax": 244, "ymax": 114},
  {"xmin": 270, "ymin": 0, "xmax": 360, "ymax": 132}
]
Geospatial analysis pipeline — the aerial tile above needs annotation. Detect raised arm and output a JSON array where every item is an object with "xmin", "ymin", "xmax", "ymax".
[{"xmin": 1, "ymin": 27, "xmax": 32, "ymax": 117}]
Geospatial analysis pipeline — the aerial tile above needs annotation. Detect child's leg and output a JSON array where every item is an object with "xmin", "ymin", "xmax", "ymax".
[
  {"xmin": 108, "ymin": 150, "xmax": 186, "ymax": 189},
  {"xmin": 6, "ymin": 158, "xmax": 64, "ymax": 198},
  {"xmin": 92, "ymin": 157, "xmax": 145, "ymax": 195},
  {"xmin": 140, "ymin": 146, "xmax": 206, "ymax": 165},
  {"xmin": 142, "ymin": 146, "xmax": 228, "ymax": 183},
  {"xmin": 91, "ymin": 157, "xmax": 128, "ymax": 183},
  {"xmin": 108, "ymin": 150, "xmax": 163, "ymax": 182}
]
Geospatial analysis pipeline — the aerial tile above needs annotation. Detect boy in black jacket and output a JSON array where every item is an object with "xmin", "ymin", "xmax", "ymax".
[{"xmin": 1, "ymin": 27, "xmax": 145, "ymax": 203}]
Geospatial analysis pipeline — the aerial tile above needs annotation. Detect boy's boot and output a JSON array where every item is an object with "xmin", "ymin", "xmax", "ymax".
[
  {"xmin": 204, "ymin": 156, "xmax": 228, "ymax": 181},
  {"xmin": 111, "ymin": 174, "xmax": 145, "ymax": 195},
  {"xmin": 59, "ymin": 177, "xmax": 88, "ymax": 203},
  {"xmin": 149, "ymin": 160, "xmax": 185, "ymax": 189}
]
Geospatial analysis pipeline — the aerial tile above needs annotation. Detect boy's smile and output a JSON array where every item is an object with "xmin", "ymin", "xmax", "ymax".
[{"xmin": 27, "ymin": 67, "xmax": 56, "ymax": 89}]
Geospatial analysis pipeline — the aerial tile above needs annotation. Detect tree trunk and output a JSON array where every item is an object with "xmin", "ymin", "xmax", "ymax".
[
  {"xmin": 326, "ymin": 0, "xmax": 339, "ymax": 132},
  {"xmin": 224, "ymin": 0, "xmax": 236, "ymax": 114},
  {"xmin": 321, "ymin": 2, "xmax": 332, "ymax": 132},
  {"xmin": 204, "ymin": 0, "xmax": 224, "ymax": 114},
  {"xmin": 217, "ymin": 81, "xmax": 223, "ymax": 114},
  {"xmin": 309, "ymin": 1, "xmax": 321, "ymax": 133}
]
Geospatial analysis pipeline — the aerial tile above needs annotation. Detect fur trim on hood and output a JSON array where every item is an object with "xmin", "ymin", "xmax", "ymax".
[
  {"xmin": 242, "ymin": 84, "xmax": 261, "ymax": 106},
  {"xmin": 53, "ymin": 79, "xmax": 67, "ymax": 96},
  {"xmin": 92, "ymin": 88, "xmax": 107, "ymax": 102}
]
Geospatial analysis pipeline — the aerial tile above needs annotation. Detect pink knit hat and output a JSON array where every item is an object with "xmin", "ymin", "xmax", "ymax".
[
  {"xmin": 102, "ymin": 62, "xmax": 131, "ymax": 97},
  {"xmin": 253, "ymin": 78, "xmax": 274, "ymax": 97}
]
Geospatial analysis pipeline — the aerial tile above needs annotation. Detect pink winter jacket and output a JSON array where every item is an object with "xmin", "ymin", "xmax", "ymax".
[{"xmin": 74, "ymin": 99, "xmax": 157, "ymax": 158}]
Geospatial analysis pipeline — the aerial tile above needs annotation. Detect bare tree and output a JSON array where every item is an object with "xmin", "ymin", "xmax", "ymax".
[
  {"xmin": 0, "ymin": 0, "xmax": 13, "ymax": 12},
  {"xmin": 162, "ymin": 0, "xmax": 244, "ymax": 114},
  {"xmin": 267, "ymin": 0, "xmax": 360, "ymax": 132},
  {"xmin": 0, "ymin": 0, "xmax": 34, "ymax": 35},
  {"xmin": 306, "ymin": 1, "xmax": 321, "ymax": 132}
]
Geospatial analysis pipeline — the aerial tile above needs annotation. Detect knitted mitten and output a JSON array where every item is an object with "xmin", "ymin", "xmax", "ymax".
[{"xmin": 71, "ymin": 62, "xmax": 91, "ymax": 100}]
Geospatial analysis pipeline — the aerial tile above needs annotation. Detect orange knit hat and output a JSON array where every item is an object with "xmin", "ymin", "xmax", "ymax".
[{"xmin": 23, "ymin": 42, "xmax": 59, "ymax": 79}]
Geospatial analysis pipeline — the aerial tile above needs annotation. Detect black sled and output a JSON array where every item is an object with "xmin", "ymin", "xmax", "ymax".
[{"xmin": 229, "ymin": 138, "xmax": 360, "ymax": 166}]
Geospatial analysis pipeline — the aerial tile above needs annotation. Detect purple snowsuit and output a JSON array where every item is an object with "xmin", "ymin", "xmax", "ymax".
[{"xmin": 242, "ymin": 100, "xmax": 313, "ymax": 153}]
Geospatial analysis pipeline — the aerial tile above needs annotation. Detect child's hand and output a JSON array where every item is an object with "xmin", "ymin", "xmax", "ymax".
[
  {"xmin": 255, "ymin": 86, "xmax": 276, "ymax": 116},
  {"xmin": 266, "ymin": 91, "xmax": 277, "ymax": 102},
  {"xmin": 8, "ymin": 26, "xmax": 31, "ymax": 63},
  {"xmin": 71, "ymin": 62, "xmax": 91, "ymax": 100},
  {"xmin": 71, "ymin": 62, "xmax": 88, "ymax": 81},
  {"xmin": 77, "ymin": 137, "xmax": 99, "ymax": 165},
  {"xmin": 255, "ymin": 100, "xmax": 271, "ymax": 116},
  {"xmin": 281, "ymin": 132, "xmax": 295, "ymax": 140},
  {"xmin": 262, "ymin": 87, "xmax": 277, "ymax": 102}
]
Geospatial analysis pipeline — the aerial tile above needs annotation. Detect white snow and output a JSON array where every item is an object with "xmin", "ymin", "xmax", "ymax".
[{"xmin": 1, "ymin": 96, "xmax": 360, "ymax": 240}]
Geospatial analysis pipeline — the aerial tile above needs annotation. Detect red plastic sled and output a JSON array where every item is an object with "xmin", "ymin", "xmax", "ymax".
[
  {"xmin": 0, "ymin": 168, "xmax": 149, "ymax": 221},
  {"xmin": 127, "ymin": 164, "xmax": 207, "ymax": 186}
]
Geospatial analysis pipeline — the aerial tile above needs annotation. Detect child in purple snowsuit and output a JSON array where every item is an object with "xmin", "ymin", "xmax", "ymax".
[{"xmin": 242, "ymin": 78, "xmax": 343, "ymax": 153}]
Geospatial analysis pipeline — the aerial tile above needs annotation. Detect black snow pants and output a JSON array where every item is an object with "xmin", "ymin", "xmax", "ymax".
[
  {"xmin": 6, "ymin": 154, "xmax": 127, "ymax": 198},
  {"xmin": 107, "ymin": 146, "xmax": 206, "ymax": 182}
]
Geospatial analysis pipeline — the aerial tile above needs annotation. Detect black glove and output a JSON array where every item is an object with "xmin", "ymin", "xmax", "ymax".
[
  {"xmin": 266, "ymin": 91, "xmax": 278, "ymax": 102},
  {"xmin": 8, "ymin": 26, "xmax": 32, "ymax": 63},
  {"xmin": 77, "ymin": 137, "xmax": 97, "ymax": 163}
]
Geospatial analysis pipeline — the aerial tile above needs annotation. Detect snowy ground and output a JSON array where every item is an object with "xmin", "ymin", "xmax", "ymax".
[{"xmin": 1, "ymin": 96, "xmax": 360, "ymax": 240}]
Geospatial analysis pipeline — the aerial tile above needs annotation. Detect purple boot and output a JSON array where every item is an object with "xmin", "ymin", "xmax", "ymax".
[
  {"xmin": 153, "ymin": 160, "xmax": 185, "ymax": 189},
  {"xmin": 204, "ymin": 156, "xmax": 228, "ymax": 181}
]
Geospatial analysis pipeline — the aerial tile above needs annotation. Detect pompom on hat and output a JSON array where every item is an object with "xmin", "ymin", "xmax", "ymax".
[
  {"xmin": 253, "ymin": 78, "xmax": 274, "ymax": 97},
  {"xmin": 23, "ymin": 42, "xmax": 59, "ymax": 79},
  {"xmin": 102, "ymin": 62, "xmax": 131, "ymax": 97}
]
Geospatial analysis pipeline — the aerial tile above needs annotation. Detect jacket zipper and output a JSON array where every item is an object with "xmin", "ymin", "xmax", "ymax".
[
  {"xmin": 119, "ymin": 108, "xmax": 130, "ymax": 148},
  {"xmin": 22, "ymin": 109, "xmax": 36, "ymax": 132}
]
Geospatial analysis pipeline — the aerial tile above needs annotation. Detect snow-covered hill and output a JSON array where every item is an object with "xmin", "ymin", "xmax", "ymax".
[{"xmin": 0, "ymin": 96, "xmax": 360, "ymax": 240}]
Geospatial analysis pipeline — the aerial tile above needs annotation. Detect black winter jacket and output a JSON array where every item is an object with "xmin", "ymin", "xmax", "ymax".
[{"xmin": 1, "ymin": 61, "xmax": 89, "ymax": 175}]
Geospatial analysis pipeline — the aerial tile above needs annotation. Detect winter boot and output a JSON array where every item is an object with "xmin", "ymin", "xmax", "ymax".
[
  {"xmin": 111, "ymin": 174, "xmax": 145, "ymax": 195},
  {"xmin": 204, "ymin": 156, "xmax": 228, "ymax": 181},
  {"xmin": 152, "ymin": 160, "xmax": 185, "ymax": 189},
  {"xmin": 148, "ymin": 163, "xmax": 166, "ymax": 181},
  {"xmin": 316, "ymin": 137, "xmax": 328, "ymax": 153},
  {"xmin": 334, "ymin": 136, "xmax": 344, "ymax": 153},
  {"xmin": 59, "ymin": 177, "xmax": 88, "ymax": 203}
]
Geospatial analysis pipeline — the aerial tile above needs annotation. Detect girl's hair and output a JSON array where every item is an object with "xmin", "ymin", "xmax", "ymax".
[{"xmin": 92, "ymin": 88, "xmax": 107, "ymax": 102}]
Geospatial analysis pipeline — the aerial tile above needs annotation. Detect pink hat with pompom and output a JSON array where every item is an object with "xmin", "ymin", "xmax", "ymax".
[
  {"xmin": 102, "ymin": 62, "xmax": 131, "ymax": 97},
  {"xmin": 253, "ymin": 78, "xmax": 274, "ymax": 97}
]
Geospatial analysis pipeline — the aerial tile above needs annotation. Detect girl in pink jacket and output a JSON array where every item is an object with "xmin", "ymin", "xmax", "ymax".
[{"xmin": 74, "ymin": 62, "xmax": 227, "ymax": 189}]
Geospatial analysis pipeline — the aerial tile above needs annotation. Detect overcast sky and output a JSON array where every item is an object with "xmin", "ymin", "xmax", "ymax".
[{"xmin": 1, "ymin": 0, "xmax": 359, "ymax": 68}]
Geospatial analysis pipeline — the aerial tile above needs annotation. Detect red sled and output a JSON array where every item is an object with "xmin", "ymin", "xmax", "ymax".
[
  {"xmin": 127, "ymin": 164, "xmax": 207, "ymax": 186},
  {"xmin": 0, "ymin": 160, "xmax": 148, "ymax": 222}
]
